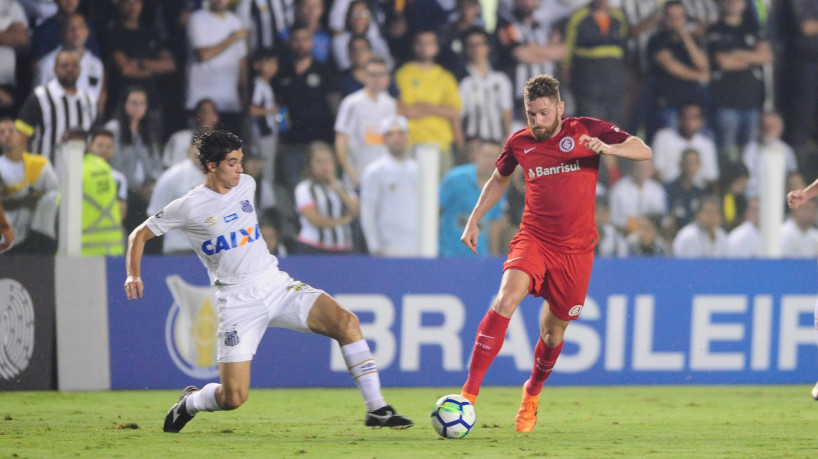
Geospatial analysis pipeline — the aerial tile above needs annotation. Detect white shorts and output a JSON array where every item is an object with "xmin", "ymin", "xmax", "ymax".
[{"xmin": 215, "ymin": 269, "xmax": 325, "ymax": 363}]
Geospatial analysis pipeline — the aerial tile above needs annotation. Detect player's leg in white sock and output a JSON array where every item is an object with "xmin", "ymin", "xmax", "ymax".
[
  {"xmin": 185, "ymin": 383, "xmax": 222, "ymax": 414},
  {"xmin": 342, "ymin": 340, "xmax": 387, "ymax": 412}
]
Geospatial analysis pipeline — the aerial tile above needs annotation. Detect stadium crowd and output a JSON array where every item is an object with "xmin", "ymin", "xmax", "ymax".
[{"xmin": 1, "ymin": 0, "xmax": 817, "ymax": 258}]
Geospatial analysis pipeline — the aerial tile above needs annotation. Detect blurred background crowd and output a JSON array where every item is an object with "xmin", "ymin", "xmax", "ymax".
[{"xmin": 1, "ymin": 0, "xmax": 817, "ymax": 259}]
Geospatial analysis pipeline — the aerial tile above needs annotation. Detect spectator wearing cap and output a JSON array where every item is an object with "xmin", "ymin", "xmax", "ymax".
[{"xmin": 360, "ymin": 115, "xmax": 420, "ymax": 256}]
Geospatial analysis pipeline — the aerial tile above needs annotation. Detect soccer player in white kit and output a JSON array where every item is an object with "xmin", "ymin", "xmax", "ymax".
[{"xmin": 123, "ymin": 130, "xmax": 412, "ymax": 432}]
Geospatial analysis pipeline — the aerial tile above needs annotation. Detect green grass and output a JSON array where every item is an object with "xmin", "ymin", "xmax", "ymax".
[{"xmin": 0, "ymin": 385, "xmax": 816, "ymax": 458}]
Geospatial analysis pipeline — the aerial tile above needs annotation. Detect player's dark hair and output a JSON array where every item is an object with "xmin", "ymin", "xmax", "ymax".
[
  {"xmin": 194, "ymin": 129, "xmax": 243, "ymax": 174},
  {"xmin": 524, "ymin": 74, "xmax": 561, "ymax": 104}
]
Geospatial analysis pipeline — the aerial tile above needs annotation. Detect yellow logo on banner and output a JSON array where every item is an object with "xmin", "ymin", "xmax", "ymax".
[{"xmin": 164, "ymin": 275, "xmax": 219, "ymax": 379}]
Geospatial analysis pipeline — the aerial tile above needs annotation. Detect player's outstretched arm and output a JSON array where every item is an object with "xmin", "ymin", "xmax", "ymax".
[
  {"xmin": 579, "ymin": 135, "xmax": 652, "ymax": 161},
  {"xmin": 461, "ymin": 169, "xmax": 510, "ymax": 255},
  {"xmin": 125, "ymin": 223, "xmax": 156, "ymax": 300},
  {"xmin": 788, "ymin": 176, "xmax": 818, "ymax": 210}
]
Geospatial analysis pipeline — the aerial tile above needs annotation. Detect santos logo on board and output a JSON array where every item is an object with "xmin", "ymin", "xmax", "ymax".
[{"xmin": 164, "ymin": 275, "xmax": 220, "ymax": 379}]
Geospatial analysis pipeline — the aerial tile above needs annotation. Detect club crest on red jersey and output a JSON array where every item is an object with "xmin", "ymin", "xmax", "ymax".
[{"xmin": 559, "ymin": 137, "xmax": 575, "ymax": 153}]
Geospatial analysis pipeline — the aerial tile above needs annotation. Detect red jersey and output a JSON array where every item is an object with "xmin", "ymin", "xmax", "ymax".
[{"xmin": 497, "ymin": 116, "xmax": 631, "ymax": 252}]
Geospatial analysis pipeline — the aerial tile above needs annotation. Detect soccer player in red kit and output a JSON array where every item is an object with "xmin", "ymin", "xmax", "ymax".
[{"xmin": 458, "ymin": 74, "xmax": 652, "ymax": 432}]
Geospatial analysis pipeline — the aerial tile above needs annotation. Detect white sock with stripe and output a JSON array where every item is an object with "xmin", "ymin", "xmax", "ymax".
[
  {"xmin": 342, "ymin": 340, "xmax": 387, "ymax": 412},
  {"xmin": 185, "ymin": 383, "xmax": 222, "ymax": 414}
]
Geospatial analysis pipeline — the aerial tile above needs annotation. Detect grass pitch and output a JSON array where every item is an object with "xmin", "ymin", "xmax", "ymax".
[{"xmin": 1, "ymin": 385, "xmax": 815, "ymax": 458}]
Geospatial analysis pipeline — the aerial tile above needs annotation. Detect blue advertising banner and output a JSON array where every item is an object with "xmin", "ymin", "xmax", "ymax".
[{"xmin": 107, "ymin": 256, "xmax": 818, "ymax": 390}]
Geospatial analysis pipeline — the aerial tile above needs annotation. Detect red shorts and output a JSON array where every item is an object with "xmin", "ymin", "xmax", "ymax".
[{"xmin": 504, "ymin": 230, "xmax": 594, "ymax": 321}]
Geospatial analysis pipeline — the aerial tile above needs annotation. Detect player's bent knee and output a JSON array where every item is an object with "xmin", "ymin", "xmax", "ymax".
[
  {"xmin": 219, "ymin": 390, "xmax": 249, "ymax": 411},
  {"xmin": 492, "ymin": 293, "xmax": 522, "ymax": 318},
  {"xmin": 334, "ymin": 309, "xmax": 361, "ymax": 343}
]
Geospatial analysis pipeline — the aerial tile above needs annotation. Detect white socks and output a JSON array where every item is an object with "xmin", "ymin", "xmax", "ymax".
[
  {"xmin": 185, "ymin": 383, "xmax": 222, "ymax": 415},
  {"xmin": 342, "ymin": 340, "xmax": 387, "ymax": 412}
]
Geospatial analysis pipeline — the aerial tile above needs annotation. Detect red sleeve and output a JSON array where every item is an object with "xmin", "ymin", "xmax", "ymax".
[
  {"xmin": 579, "ymin": 117, "xmax": 631, "ymax": 145},
  {"xmin": 496, "ymin": 133, "xmax": 520, "ymax": 176}
]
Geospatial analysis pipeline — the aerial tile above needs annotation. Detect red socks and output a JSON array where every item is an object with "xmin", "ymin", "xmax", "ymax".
[
  {"xmin": 525, "ymin": 337, "xmax": 564, "ymax": 396},
  {"xmin": 462, "ymin": 310, "xmax": 510, "ymax": 396}
]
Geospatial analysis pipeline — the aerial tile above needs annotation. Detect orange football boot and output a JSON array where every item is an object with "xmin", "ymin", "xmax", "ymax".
[{"xmin": 515, "ymin": 380, "xmax": 539, "ymax": 433}]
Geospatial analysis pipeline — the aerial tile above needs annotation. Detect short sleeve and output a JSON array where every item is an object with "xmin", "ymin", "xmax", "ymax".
[
  {"xmin": 294, "ymin": 181, "xmax": 315, "ymax": 213},
  {"xmin": 145, "ymin": 196, "xmax": 189, "ymax": 237},
  {"xmin": 187, "ymin": 12, "xmax": 210, "ymax": 49},
  {"xmin": 334, "ymin": 96, "xmax": 354, "ymax": 134},
  {"xmin": 496, "ymin": 138, "xmax": 519, "ymax": 176},
  {"xmin": 579, "ymin": 117, "xmax": 630, "ymax": 145}
]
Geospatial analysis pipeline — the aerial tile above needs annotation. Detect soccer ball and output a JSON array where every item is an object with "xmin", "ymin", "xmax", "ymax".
[{"xmin": 430, "ymin": 394, "xmax": 476, "ymax": 439}]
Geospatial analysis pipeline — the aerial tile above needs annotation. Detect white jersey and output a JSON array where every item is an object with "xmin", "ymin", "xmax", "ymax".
[
  {"xmin": 334, "ymin": 89, "xmax": 396, "ymax": 175},
  {"xmin": 360, "ymin": 154, "xmax": 419, "ymax": 256},
  {"xmin": 146, "ymin": 174, "xmax": 285, "ymax": 286}
]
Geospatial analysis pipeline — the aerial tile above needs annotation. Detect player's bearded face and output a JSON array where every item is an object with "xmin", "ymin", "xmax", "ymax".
[{"xmin": 525, "ymin": 97, "xmax": 564, "ymax": 141}]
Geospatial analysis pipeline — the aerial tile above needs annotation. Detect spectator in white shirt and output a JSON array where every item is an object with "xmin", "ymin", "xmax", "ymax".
[
  {"xmin": 780, "ymin": 198, "xmax": 818, "ymax": 258},
  {"xmin": 360, "ymin": 115, "xmax": 419, "ymax": 257},
  {"xmin": 186, "ymin": 0, "xmax": 248, "ymax": 134},
  {"xmin": 651, "ymin": 103, "xmax": 719, "ymax": 189},
  {"xmin": 726, "ymin": 197, "xmax": 760, "ymax": 257},
  {"xmin": 609, "ymin": 158, "xmax": 667, "ymax": 232},
  {"xmin": 334, "ymin": 57, "xmax": 396, "ymax": 188},
  {"xmin": 742, "ymin": 111, "xmax": 798, "ymax": 199},
  {"xmin": 673, "ymin": 195, "xmax": 728, "ymax": 257}
]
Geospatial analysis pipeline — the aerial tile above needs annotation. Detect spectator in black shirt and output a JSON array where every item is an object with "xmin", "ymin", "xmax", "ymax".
[
  {"xmin": 273, "ymin": 23, "xmax": 339, "ymax": 194},
  {"xmin": 646, "ymin": 0, "xmax": 710, "ymax": 137},
  {"xmin": 705, "ymin": 0, "xmax": 772, "ymax": 165}
]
